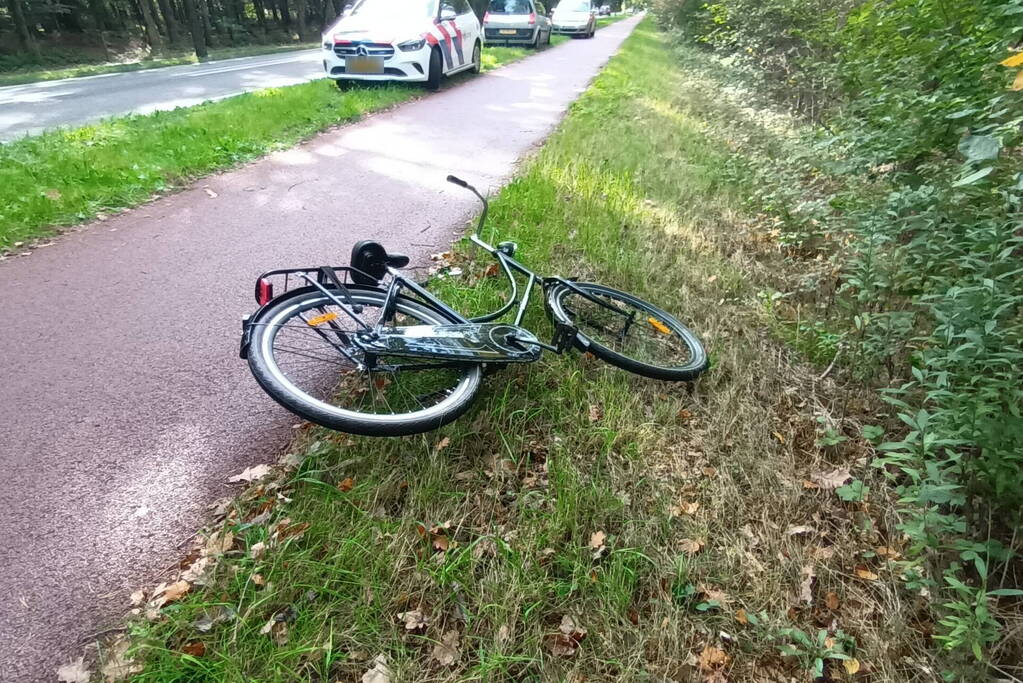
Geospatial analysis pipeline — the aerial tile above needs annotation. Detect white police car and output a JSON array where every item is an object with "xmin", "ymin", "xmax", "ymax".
[{"xmin": 322, "ymin": 0, "xmax": 482, "ymax": 90}]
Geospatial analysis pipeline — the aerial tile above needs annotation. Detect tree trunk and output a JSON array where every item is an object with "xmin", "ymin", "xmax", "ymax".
[
  {"xmin": 198, "ymin": 0, "xmax": 215, "ymax": 44},
  {"xmin": 182, "ymin": 0, "xmax": 208, "ymax": 58},
  {"xmin": 137, "ymin": 0, "xmax": 163, "ymax": 48},
  {"xmin": 88, "ymin": 0, "xmax": 114, "ymax": 30},
  {"xmin": 8, "ymin": 0, "xmax": 38, "ymax": 54},
  {"xmin": 294, "ymin": 0, "xmax": 306, "ymax": 40},
  {"xmin": 252, "ymin": 0, "xmax": 268, "ymax": 33},
  {"xmin": 278, "ymin": 0, "xmax": 291, "ymax": 29},
  {"xmin": 156, "ymin": 0, "xmax": 179, "ymax": 43}
]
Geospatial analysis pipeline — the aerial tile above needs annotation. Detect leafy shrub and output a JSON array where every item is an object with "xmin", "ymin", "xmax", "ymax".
[{"xmin": 654, "ymin": 0, "xmax": 1023, "ymax": 671}]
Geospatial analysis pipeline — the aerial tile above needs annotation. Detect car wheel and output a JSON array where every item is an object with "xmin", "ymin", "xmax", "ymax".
[
  {"xmin": 425, "ymin": 47, "xmax": 442, "ymax": 91},
  {"xmin": 471, "ymin": 40, "xmax": 481, "ymax": 73}
]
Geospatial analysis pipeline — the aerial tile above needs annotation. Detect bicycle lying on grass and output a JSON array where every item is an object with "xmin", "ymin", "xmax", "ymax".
[{"xmin": 240, "ymin": 175, "xmax": 708, "ymax": 436}]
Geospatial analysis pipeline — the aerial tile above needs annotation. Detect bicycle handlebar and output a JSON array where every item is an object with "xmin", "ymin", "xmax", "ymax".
[{"xmin": 445, "ymin": 173, "xmax": 491, "ymax": 248}]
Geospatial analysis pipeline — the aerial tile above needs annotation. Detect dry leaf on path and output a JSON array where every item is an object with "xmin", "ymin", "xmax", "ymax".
[
  {"xmin": 338, "ymin": 477, "xmax": 355, "ymax": 492},
  {"xmin": 697, "ymin": 645, "xmax": 731, "ymax": 672},
  {"xmin": 181, "ymin": 641, "xmax": 206, "ymax": 657},
  {"xmin": 798, "ymin": 565, "xmax": 815, "ymax": 604},
  {"xmin": 843, "ymin": 658, "xmax": 861, "ymax": 674},
  {"xmin": 590, "ymin": 530, "xmax": 606, "ymax": 549},
  {"xmin": 276, "ymin": 520, "xmax": 311, "ymax": 541},
  {"xmin": 100, "ymin": 636, "xmax": 141, "ymax": 681},
  {"xmin": 812, "ymin": 467, "xmax": 852, "ymax": 490},
  {"xmin": 259, "ymin": 616, "xmax": 290, "ymax": 645},
  {"xmin": 855, "ymin": 566, "xmax": 879, "ymax": 581},
  {"xmin": 431, "ymin": 630, "xmax": 461, "ymax": 666},
  {"xmin": 129, "ymin": 590, "xmax": 145, "ymax": 606},
  {"xmin": 786, "ymin": 525, "xmax": 815, "ymax": 537},
  {"xmin": 160, "ymin": 580, "xmax": 190, "ymax": 603},
  {"xmin": 250, "ymin": 541, "xmax": 266, "ymax": 560},
  {"xmin": 679, "ymin": 538, "xmax": 705, "ymax": 553},
  {"xmin": 734, "ymin": 609, "xmax": 748, "ymax": 625},
  {"xmin": 203, "ymin": 187, "xmax": 218, "ymax": 198},
  {"xmin": 825, "ymin": 591, "xmax": 841, "ymax": 610},
  {"xmin": 56, "ymin": 657, "xmax": 91, "ymax": 683},
  {"xmin": 435, "ymin": 436, "xmax": 451, "ymax": 451},
  {"xmin": 588, "ymin": 404, "xmax": 603, "ymax": 422},
  {"xmin": 205, "ymin": 530, "xmax": 234, "ymax": 555},
  {"xmin": 547, "ymin": 616, "xmax": 587, "ymax": 659},
  {"xmin": 398, "ymin": 609, "xmax": 427, "ymax": 631},
  {"xmin": 228, "ymin": 464, "xmax": 272, "ymax": 483},
  {"xmin": 362, "ymin": 654, "xmax": 392, "ymax": 683}
]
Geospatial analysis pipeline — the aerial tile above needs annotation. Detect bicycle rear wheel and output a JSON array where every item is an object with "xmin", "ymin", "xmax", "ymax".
[
  {"xmin": 247, "ymin": 288, "xmax": 482, "ymax": 436},
  {"xmin": 547, "ymin": 282, "xmax": 708, "ymax": 381}
]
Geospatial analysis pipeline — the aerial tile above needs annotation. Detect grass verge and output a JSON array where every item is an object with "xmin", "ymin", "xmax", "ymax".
[
  {"xmin": 0, "ymin": 18, "xmax": 626, "ymax": 254},
  {"xmin": 0, "ymin": 43, "xmax": 321, "ymax": 88},
  {"xmin": 110, "ymin": 17, "xmax": 931, "ymax": 683}
]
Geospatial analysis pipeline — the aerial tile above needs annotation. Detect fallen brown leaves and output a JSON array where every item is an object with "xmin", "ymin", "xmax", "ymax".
[
  {"xmin": 362, "ymin": 654, "xmax": 392, "ymax": 683},
  {"xmin": 812, "ymin": 467, "xmax": 852, "ymax": 490},
  {"xmin": 56, "ymin": 657, "xmax": 91, "ymax": 683},
  {"xmin": 431, "ymin": 630, "xmax": 461, "ymax": 666},
  {"xmin": 547, "ymin": 615, "xmax": 587, "ymax": 657},
  {"xmin": 679, "ymin": 538, "xmax": 705, "ymax": 553}
]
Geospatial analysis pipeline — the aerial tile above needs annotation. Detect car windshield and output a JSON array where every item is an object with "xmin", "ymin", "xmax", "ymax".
[
  {"xmin": 557, "ymin": 0, "xmax": 590, "ymax": 11},
  {"xmin": 349, "ymin": 0, "xmax": 437, "ymax": 21},
  {"xmin": 488, "ymin": 0, "xmax": 532, "ymax": 13}
]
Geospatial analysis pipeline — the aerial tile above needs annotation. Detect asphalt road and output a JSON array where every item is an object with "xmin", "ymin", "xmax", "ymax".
[
  {"xmin": 0, "ymin": 16, "xmax": 640, "ymax": 681},
  {"xmin": 0, "ymin": 48, "xmax": 324, "ymax": 141}
]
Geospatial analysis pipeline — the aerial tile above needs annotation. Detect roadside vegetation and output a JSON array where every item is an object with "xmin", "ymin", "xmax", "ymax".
[
  {"xmin": 649, "ymin": 0, "xmax": 1023, "ymax": 677},
  {"xmin": 0, "ymin": 20, "xmax": 620, "ymax": 254},
  {"xmin": 89, "ymin": 18, "xmax": 980, "ymax": 682}
]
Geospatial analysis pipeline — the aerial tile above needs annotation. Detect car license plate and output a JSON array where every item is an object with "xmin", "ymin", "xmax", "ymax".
[
  {"xmin": 499, "ymin": 29, "xmax": 517, "ymax": 35},
  {"xmin": 347, "ymin": 56, "xmax": 384, "ymax": 74}
]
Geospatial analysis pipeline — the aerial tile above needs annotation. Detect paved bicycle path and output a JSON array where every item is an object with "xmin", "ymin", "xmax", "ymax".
[{"xmin": 0, "ymin": 16, "xmax": 640, "ymax": 681}]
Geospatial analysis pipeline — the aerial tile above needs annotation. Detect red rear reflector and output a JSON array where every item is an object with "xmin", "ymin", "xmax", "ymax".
[
  {"xmin": 528, "ymin": 11, "xmax": 536, "ymax": 23},
  {"xmin": 257, "ymin": 278, "xmax": 273, "ymax": 306}
]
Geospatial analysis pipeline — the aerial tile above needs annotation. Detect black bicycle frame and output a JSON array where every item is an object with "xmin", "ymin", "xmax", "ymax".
[{"xmin": 371, "ymin": 230, "xmax": 635, "ymax": 348}]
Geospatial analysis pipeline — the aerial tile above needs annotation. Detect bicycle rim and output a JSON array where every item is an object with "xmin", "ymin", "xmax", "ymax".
[
  {"xmin": 250, "ymin": 290, "xmax": 481, "ymax": 434},
  {"xmin": 550, "ymin": 283, "xmax": 707, "ymax": 380}
]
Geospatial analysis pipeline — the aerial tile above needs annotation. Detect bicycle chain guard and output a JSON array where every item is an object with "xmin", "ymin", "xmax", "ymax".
[{"xmin": 352, "ymin": 323, "xmax": 543, "ymax": 363}]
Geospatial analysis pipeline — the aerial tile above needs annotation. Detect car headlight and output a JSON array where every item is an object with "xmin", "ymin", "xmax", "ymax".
[{"xmin": 397, "ymin": 38, "xmax": 426, "ymax": 52}]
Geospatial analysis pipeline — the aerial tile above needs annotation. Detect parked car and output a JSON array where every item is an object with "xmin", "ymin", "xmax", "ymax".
[
  {"xmin": 551, "ymin": 0, "xmax": 595, "ymax": 38},
  {"xmin": 598, "ymin": 4, "xmax": 611, "ymax": 15},
  {"xmin": 322, "ymin": 0, "xmax": 482, "ymax": 91},
  {"xmin": 483, "ymin": 0, "xmax": 552, "ymax": 48}
]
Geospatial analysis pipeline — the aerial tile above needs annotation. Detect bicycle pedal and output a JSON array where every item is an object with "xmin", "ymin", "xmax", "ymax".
[{"xmin": 551, "ymin": 321, "xmax": 580, "ymax": 353}]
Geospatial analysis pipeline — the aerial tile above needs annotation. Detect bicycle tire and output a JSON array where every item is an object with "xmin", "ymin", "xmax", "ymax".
[
  {"xmin": 547, "ymin": 282, "xmax": 708, "ymax": 381},
  {"xmin": 247, "ymin": 289, "xmax": 482, "ymax": 436}
]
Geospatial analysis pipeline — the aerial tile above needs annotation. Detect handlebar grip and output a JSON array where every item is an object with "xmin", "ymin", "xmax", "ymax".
[{"xmin": 446, "ymin": 174, "xmax": 469, "ymax": 188}]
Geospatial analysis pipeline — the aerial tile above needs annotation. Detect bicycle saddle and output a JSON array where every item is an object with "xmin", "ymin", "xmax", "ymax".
[{"xmin": 350, "ymin": 240, "xmax": 410, "ymax": 285}]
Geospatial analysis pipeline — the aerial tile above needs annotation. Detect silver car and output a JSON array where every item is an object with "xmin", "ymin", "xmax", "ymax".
[{"xmin": 483, "ymin": 0, "xmax": 552, "ymax": 48}]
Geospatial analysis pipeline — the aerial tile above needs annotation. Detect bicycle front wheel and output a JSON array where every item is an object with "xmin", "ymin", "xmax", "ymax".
[
  {"xmin": 547, "ymin": 282, "xmax": 708, "ymax": 381},
  {"xmin": 247, "ymin": 288, "xmax": 482, "ymax": 436}
]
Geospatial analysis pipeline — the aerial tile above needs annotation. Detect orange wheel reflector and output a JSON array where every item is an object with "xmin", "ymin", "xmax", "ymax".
[
  {"xmin": 307, "ymin": 312, "xmax": 339, "ymax": 326},
  {"xmin": 648, "ymin": 317, "xmax": 672, "ymax": 335}
]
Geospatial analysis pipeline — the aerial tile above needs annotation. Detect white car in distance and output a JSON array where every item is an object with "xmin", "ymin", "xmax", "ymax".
[
  {"xmin": 322, "ymin": 0, "xmax": 482, "ymax": 90},
  {"xmin": 551, "ymin": 0, "xmax": 595, "ymax": 37}
]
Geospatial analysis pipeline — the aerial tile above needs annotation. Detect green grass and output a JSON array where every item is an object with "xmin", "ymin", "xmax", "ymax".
[
  {"xmin": 0, "ymin": 43, "xmax": 321, "ymax": 88},
  {"xmin": 0, "ymin": 19, "xmax": 625, "ymax": 253},
  {"xmin": 120, "ymin": 18, "xmax": 922, "ymax": 682}
]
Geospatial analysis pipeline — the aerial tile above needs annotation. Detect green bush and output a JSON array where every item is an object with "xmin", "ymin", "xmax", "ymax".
[{"xmin": 654, "ymin": 0, "xmax": 1023, "ymax": 671}]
